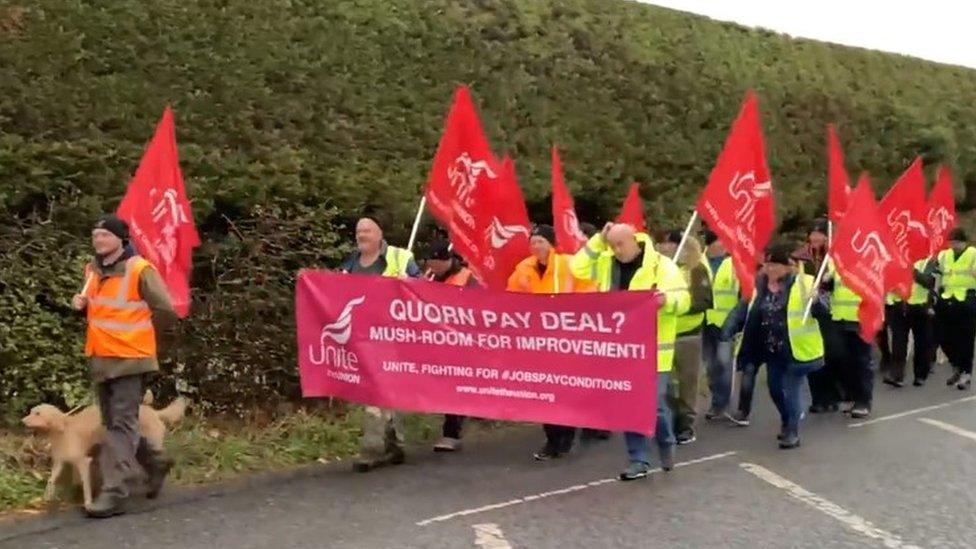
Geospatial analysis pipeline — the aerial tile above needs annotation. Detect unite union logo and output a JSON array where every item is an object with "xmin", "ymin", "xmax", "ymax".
[{"xmin": 308, "ymin": 296, "xmax": 365, "ymax": 374}]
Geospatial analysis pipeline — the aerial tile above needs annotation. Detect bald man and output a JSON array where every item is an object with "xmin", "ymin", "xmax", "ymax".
[
  {"xmin": 572, "ymin": 223, "xmax": 690, "ymax": 480},
  {"xmin": 339, "ymin": 218, "xmax": 420, "ymax": 472}
]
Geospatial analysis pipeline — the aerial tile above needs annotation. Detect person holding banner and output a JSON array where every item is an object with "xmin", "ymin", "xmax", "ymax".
[
  {"xmin": 721, "ymin": 242, "xmax": 829, "ymax": 449},
  {"xmin": 423, "ymin": 240, "xmax": 480, "ymax": 452},
  {"xmin": 571, "ymin": 223, "xmax": 690, "ymax": 480},
  {"xmin": 701, "ymin": 229, "xmax": 738, "ymax": 421},
  {"xmin": 882, "ymin": 258, "xmax": 938, "ymax": 387},
  {"xmin": 340, "ymin": 218, "xmax": 421, "ymax": 472},
  {"xmin": 936, "ymin": 228, "xmax": 976, "ymax": 390},
  {"xmin": 659, "ymin": 231, "xmax": 712, "ymax": 445},
  {"xmin": 821, "ymin": 265, "xmax": 873, "ymax": 418},
  {"xmin": 507, "ymin": 225, "xmax": 580, "ymax": 460},
  {"xmin": 72, "ymin": 215, "xmax": 177, "ymax": 518}
]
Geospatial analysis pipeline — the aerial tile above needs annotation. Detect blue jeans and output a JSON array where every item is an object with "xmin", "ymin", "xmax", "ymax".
[
  {"xmin": 703, "ymin": 326, "xmax": 732, "ymax": 412},
  {"xmin": 767, "ymin": 359, "xmax": 820, "ymax": 435},
  {"xmin": 625, "ymin": 372, "xmax": 676, "ymax": 466}
]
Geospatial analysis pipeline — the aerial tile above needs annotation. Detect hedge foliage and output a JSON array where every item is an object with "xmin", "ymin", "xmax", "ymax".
[{"xmin": 2, "ymin": 0, "xmax": 974, "ymax": 422}]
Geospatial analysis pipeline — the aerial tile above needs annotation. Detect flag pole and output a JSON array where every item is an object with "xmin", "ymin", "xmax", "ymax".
[
  {"xmin": 802, "ymin": 221, "xmax": 833, "ymax": 323},
  {"xmin": 672, "ymin": 211, "xmax": 699, "ymax": 262},
  {"xmin": 407, "ymin": 196, "xmax": 427, "ymax": 252}
]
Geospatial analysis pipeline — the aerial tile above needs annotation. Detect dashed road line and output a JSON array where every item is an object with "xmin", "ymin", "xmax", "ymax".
[
  {"xmin": 473, "ymin": 523, "xmax": 513, "ymax": 548},
  {"xmin": 918, "ymin": 417, "xmax": 976, "ymax": 442},
  {"xmin": 741, "ymin": 462, "xmax": 923, "ymax": 549},
  {"xmin": 848, "ymin": 395, "xmax": 976, "ymax": 428},
  {"xmin": 415, "ymin": 451, "xmax": 737, "ymax": 526}
]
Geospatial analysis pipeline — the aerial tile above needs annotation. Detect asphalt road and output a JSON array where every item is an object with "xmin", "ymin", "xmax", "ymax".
[{"xmin": 3, "ymin": 366, "xmax": 976, "ymax": 549}]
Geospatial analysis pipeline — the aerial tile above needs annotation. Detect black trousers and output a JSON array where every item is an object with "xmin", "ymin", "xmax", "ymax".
[
  {"xmin": 737, "ymin": 362, "xmax": 761, "ymax": 416},
  {"xmin": 836, "ymin": 327, "xmax": 874, "ymax": 407},
  {"xmin": 442, "ymin": 415, "xmax": 464, "ymax": 439},
  {"xmin": 543, "ymin": 424, "xmax": 576, "ymax": 453},
  {"xmin": 809, "ymin": 319, "xmax": 846, "ymax": 407},
  {"xmin": 937, "ymin": 300, "xmax": 976, "ymax": 375},
  {"xmin": 886, "ymin": 303, "xmax": 934, "ymax": 381}
]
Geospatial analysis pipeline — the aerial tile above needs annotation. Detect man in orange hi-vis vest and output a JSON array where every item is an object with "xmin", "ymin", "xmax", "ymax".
[{"xmin": 72, "ymin": 215, "xmax": 176, "ymax": 518}]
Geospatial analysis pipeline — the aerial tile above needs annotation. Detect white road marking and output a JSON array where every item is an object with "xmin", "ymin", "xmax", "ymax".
[
  {"xmin": 848, "ymin": 395, "xmax": 976, "ymax": 428},
  {"xmin": 740, "ymin": 463, "xmax": 923, "ymax": 549},
  {"xmin": 918, "ymin": 418, "xmax": 976, "ymax": 442},
  {"xmin": 415, "ymin": 451, "xmax": 736, "ymax": 526},
  {"xmin": 473, "ymin": 523, "xmax": 512, "ymax": 549}
]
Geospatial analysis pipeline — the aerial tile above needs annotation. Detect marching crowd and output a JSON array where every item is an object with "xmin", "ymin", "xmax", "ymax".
[{"xmin": 72, "ymin": 210, "xmax": 975, "ymax": 517}]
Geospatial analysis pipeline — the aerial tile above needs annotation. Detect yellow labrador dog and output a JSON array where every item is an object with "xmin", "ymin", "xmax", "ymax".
[{"xmin": 22, "ymin": 393, "xmax": 187, "ymax": 506}]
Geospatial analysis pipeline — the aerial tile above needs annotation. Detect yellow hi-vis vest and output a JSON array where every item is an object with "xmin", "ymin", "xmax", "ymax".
[
  {"xmin": 908, "ymin": 258, "xmax": 933, "ymax": 305},
  {"xmin": 706, "ymin": 256, "xmax": 738, "ymax": 328},
  {"xmin": 747, "ymin": 273, "xmax": 824, "ymax": 362},
  {"xmin": 676, "ymin": 264, "xmax": 704, "ymax": 335},
  {"xmin": 381, "ymin": 246, "xmax": 414, "ymax": 278},
  {"xmin": 829, "ymin": 265, "xmax": 862, "ymax": 322},
  {"xmin": 571, "ymin": 233, "xmax": 690, "ymax": 372},
  {"xmin": 938, "ymin": 247, "xmax": 976, "ymax": 301}
]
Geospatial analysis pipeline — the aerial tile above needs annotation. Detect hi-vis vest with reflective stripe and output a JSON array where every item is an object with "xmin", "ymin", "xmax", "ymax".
[
  {"xmin": 675, "ymin": 263, "xmax": 704, "ymax": 335},
  {"xmin": 706, "ymin": 256, "xmax": 738, "ymax": 328},
  {"xmin": 381, "ymin": 246, "xmax": 414, "ymax": 278},
  {"xmin": 829, "ymin": 265, "xmax": 862, "ymax": 322},
  {"xmin": 747, "ymin": 273, "xmax": 824, "ymax": 363},
  {"xmin": 85, "ymin": 257, "xmax": 156, "ymax": 359},
  {"xmin": 570, "ymin": 232, "xmax": 690, "ymax": 372},
  {"xmin": 938, "ymin": 247, "xmax": 976, "ymax": 301},
  {"xmin": 886, "ymin": 258, "xmax": 934, "ymax": 306}
]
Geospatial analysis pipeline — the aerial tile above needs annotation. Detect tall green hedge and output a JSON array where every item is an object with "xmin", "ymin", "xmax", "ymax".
[{"xmin": 2, "ymin": 0, "xmax": 975, "ymax": 422}]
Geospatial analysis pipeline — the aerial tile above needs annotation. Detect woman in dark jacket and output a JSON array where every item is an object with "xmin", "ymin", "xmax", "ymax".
[{"xmin": 721, "ymin": 243, "xmax": 831, "ymax": 449}]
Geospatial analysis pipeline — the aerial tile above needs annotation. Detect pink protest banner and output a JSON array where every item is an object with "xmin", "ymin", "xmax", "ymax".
[{"xmin": 296, "ymin": 271, "xmax": 660, "ymax": 434}]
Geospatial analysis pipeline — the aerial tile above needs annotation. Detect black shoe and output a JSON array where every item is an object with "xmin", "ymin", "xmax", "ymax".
[
  {"xmin": 882, "ymin": 377, "xmax": 897, "ymax": 387},
  {"xmin": 728, "ymin": 412, "xmax": 750, "ymax": 427},
  {"xmin": 85, "ymin": 492, "xmax": 127, "ymax": 519},
  {"xmin": 850, "ymin": 406, "xmax": 871, "ymax": 419},
  {"xmin": 825, "ymin": 403, "xmax": 840, "ymax": 413},
  {"xmin": 352, "ymin": 447, "xmax": 405, "ymax": 473},
  {"xmin": 705, "ymin": 407, "xmax": 726, "ymax": 420},
  {"xmin": 913, "ymin": 378, "xmax": 926, "ymax": 387},
  {"xmin": 776, "ymin": 426, "xmax": 787, "ymax": 442},
  {"xmin": 136, "ymin": 438, "xmax": 173, "ymax": 500},
  {"xmin": 533, "ymin": 444, "xmax": 563, "ymax": 461},
  {"xmin": 675, "ymin": 430, "xmax": 696, "ymax": 445},
  {"xmin": 947, "ymin": 371, "xmax": 962, "ymax": 386},
  {"xmin": 883, "ymin": 378, "xmax": 905, "ymax": 388},
  {"xmin": 957, "ymin": 373, "xmax": 972, "ymax": 390},
  {"xmin": 778, "ymin": 434, "xmax": 801, "ymax": 450},
  {"xmin": 808, "ymin": 404, "xmax": 827, "ymax": 414}
]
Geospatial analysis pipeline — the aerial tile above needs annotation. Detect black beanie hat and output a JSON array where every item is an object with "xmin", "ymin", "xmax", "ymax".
[
  {"xmin": 94, "ymin": 214, "xmax": 129, "ymax": 242},
  {"xmin": 764, "ymin": 241, "xmax": 794, "ymax": 266},
  {"xmin": 531, "ymin": 224, "xmax": 557, "ymax": 246},
  {"xmin": 702, "ymin": 229, "xmax": 719, "ymax": 246},
  {"xmin": 578, "ymin": 222, "xmax": 597, "ymax": 239},
  {"xmin": 809, "ymin": 218, "xmax": 829, "ymax": 236},
  {"xmin": 666, "ymin": 230, "xmax": 683, "ymax": 245},
  {"xmin": 949, "ymin": 228, "xmax": 968, "ymax": 243},
  {"xmin": 424, "ymin": 240, "xmax": 453, "ymax": 261}
]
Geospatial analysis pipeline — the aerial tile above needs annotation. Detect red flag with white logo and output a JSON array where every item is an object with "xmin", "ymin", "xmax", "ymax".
[
  {"xmin": 831, "ymin": 174, "xmax": 897, "ymax": 341},
  {"xmin": 695, "ymin": 91, "xmax": 774, "ymax": 299},
  {"xmin": 550, "ymin": 146, "xmax": 587, "ymax": 254},
  {"xmin": 927, "ymin": 166, "xmax": 957, "ymax": 254},
  {"xmin": 878, "ymin": 158, "xmax": 928, "ymax": 298},
  {"xmin": 827, "ymin": 124, "xmax": 852, "ymax": 223},
  {"xmin": 424, "ymin": 86, "xmax": 502, "ymax": 271},
  {"xmin": 117, "ymin": 106, "xmax": 200, "ymax": 318},
  {"xmin": 615, "ymin": 183, "xmax": 647, "ymax": 234},
  {"xmin": 476, "ymin": 155, "xmax": 531, "ymax": 289}
]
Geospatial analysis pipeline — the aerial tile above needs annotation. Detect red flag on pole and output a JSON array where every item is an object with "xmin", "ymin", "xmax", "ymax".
[
  {"xmin": 695, "ymin": 91, "xmax": 774, "ymax": 298},
  {"xmin": 424, "ymin": 85, "xmax": 502, "ymax": 270},
  {"xmin": 550, "ymin": 146, "xmax": 587, "ymax": 254},
  {"xmin": 878, "ymin": 158, "xmax": 928, "ymax": 298},
  {"xmin": 615, "ymin": 183, "xmax": 647, "ymax": 233},
  {"xmin": 477, "ymin": 155, "xmax": 531, "ymax": 289},
  {"xmin": 831, "ymin": 174, "xmax": 898, "ymax": 341},
  {"xmin": 117, "ymin": 106, "xmax": 200, "ymax": 318},
  {"xmin": 927, "ymin": 166, "xmax": 957, "ymax": 255},
  {"xmin": 827, "ymin": 124, "xmax": 852, "ymax": 222}
]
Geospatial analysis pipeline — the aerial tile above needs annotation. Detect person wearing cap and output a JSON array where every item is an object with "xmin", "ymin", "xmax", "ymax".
[
  {"xmin": 721, "ymin": 241, "xmax": 829, "ymax": 449},
  {"xmin": 936, "ymin": 228, "xmax": 976, "ymax": 390},
  {"xmin": 658, "ymin": 230, "xmax": 712, "ymax": 445},
  {"xmin": 882, "ymin": 254, "xmax": 939, "ymax": 388},
  {"xmin": 508, "ymin": 224, "xmax": 579, "ymax": 460},
  {"xmin": 701, "ymin": 229, "xmax": 738, "ymax": 421},
  {"xmin": 571, "ymin": 223, "xmax": 690, "ymax": 480},
  {"xmin": 71, "ymin": 215, "xmax": 177, "ymax": 518},
  {"xmin": 423, "ymin": 240, "xmax": 480, "ymax": 452},
  {"xmin": 339, "ymin": 218, "xmax": 421, "ymax": 473}
]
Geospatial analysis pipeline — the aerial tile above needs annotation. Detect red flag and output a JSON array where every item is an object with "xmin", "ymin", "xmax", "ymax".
[
  {"xmin": 927, "ymin": 166, "xmax": 957, "ymax": 254},
  {"xmin": 615, "ymin": 183, "xmax": 647, "ymax": 233},
  {"xmin": 424, "ymin": 86, "xmax": 501, "ymax": 270},
  {"xmin": 117, "ymin": 107, "xmax": 200, "ymax": 318},
  {"xmin": 831, "ymin": 174, "xmax": 898, "ymax": 341},
  {"xmin": 827, "ymin": 124, "xmax": 852, "ymax": 222},
  {"xmin": 550, "ymin": 146, "xmax": 587, "ymax": 254},
  {"xmin": 695, "ymin": 91, "xmax": 774, "ymax": 298},
  {"xmin": 477, "ymin": 155, "xmax": 531, "ymax": 289},
  {"xmin": 878, "ymin": 158, "xmax": 928, "ymax": 298}
]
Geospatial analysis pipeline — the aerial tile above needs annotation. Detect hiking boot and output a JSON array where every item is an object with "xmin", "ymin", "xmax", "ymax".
[
  {"xmin": 956, "ymin": 373, "xmax": 972, "ymax": 390},
  {"xmin": 778, "ymin": 433, "xmax": 801, "ymax": 450},
  {"xmin": 352, "ymin": 446, "xmax": 405, "ymax": 473},
  {"xmin": 85, "ymin": 491, "xmax": 127, "ymax": 519},
  {"xmin": 136, "ymin": 437, "xmax": 173, "ymax": 500},
  {"xmin": 676, "ymin": 430, "xmax": 696, "ymax": 445},
  {"xmin": 947, "ymin": 370, "xmax": 962, "ymax": 386},
  {"xmin": 728, "ymin": 412, "xmax": 750, "ymax": 427},
  {"xmin": 619, "ymin": 461, "xmax": 650, "ymax": 481},
  {"xmin": 660, "ymin": 446, "xmax": 676, "ymax": 472},
  {"xmin": 850, "ymin": 406, "xmax": 871, "ymax": 419},
  {"xmin": 433, "ymin": 437, "xmax": 462, "ymax": 452}
]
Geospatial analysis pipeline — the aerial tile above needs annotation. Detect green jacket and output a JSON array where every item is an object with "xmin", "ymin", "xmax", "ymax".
[{"xmin": 87, "ymin": 249, "xmax": 176, "ymax": 383}]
